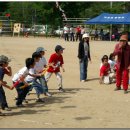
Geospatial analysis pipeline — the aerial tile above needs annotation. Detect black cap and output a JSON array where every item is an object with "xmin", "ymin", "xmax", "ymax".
[{"xmin": 55, "ymin": 45, "xmax": 65, "ymax": 52}]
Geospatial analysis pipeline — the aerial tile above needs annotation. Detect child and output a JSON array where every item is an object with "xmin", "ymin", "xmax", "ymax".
[
  {"xmin": 25, "ymin": 57, "xmax": 47, "ymax": 102},
  {"xmin": 12, "ymin": 58, "xmax": 34, "ymax": 107},
  {"xmin": 0, "ymin": 55, "xmax": 13, "ymax": 115},
  {"xmin": 45, "ymin": 45, "xmax": 65, "ymax": 92},
  {"xmin": 108, "ymin": 53, "xmax": 116, "ymax": 73},
  {"xmin": 99, "ymin": 55, "xmax": 113, "ymax": 84},
  {"xmin": 35, "ymin": 47, "xmax": 51, "ymax": 96},
  {"xmin": 32, "ymin": 51, "xmax": 51, "ymax": 98}
]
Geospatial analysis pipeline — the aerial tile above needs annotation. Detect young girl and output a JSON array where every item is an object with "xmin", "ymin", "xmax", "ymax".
[
  {"xmin": 99, "ymin": 55, "xmax": 111, "ymax": 84},
  {"xmin": 108, "ymin": 53, "xmax": 116, "ymax": 73}
]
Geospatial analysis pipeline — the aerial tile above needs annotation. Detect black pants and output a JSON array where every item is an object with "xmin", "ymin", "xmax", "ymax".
[
  {"xmin": 16, "ymin": 83, "xmax": 30, "ymax": 105},
  {"xmin": 64, "ymin": 33, "xmax": 69, "ymax": 41},
  {"xmin": 70, "ymin": 33, "xmax": 75, "ymax": 41},
  {"xmin": 0, "ymin": 86, "xmax": 8, "ymax": 109},
  {"xmin": 76, "ymin": 32, "xmax": 81, "ymax": 41}
]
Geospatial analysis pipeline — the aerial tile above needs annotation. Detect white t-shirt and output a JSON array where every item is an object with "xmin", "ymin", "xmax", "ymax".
[
  {"xmin": 34, "ymin": 56, "xmax": 47, "ymax": 74},
  {"xmin": 63, "ymin": 26, "xmax": 69, "ymax": 34},
  {"xmin": 12, "ymin": 67, "xmax": 29, "ymax": 82},
  {"xmin": 25, "ymin": 68, "xmax": 35, "ymax": 82},
  {"xmin": 108, "ymin": 60, "xmax": 116, "ymax": 71},
  {"xmin": 84, "ymin": 42, "xmax": 89, "ymax": 56}
]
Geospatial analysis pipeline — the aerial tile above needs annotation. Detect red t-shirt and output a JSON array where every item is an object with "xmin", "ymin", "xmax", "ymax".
[
  {"xmin": 47, "ymin": 53, "xmax": 64, "ymax": 73},
  {"xmin": 100, "ymin": 63, "xmax": 110, "ymax": 76},
  {"xmin": 76, "ymin": 27, "xmax": 81, "ymax": 33}
]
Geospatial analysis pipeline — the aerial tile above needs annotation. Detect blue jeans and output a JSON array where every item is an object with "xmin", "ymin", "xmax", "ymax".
[
  {"xmin": 30, "ymin": 79, "xmax": 47, "ymax": 95},
  {"xmin": 79, "ymin": 56, "xmax": 88, "ymax": 81},
  {"xmin": 0, "ymin": 86, "xmax": 8, "ymax": 109}
]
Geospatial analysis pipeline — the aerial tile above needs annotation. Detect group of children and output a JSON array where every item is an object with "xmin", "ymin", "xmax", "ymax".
[
  {"xmin": 99, "ymin": 53, "xmax": 116, "ymax": 85},
  {"xmin": 0, "ymin": 45, "xmax": 65, "ymax": 116}
]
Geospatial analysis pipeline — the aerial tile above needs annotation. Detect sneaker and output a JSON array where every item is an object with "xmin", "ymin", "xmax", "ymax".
[
  {"xmin": 23, "ymin": 99, "xmax": 28, "ymax": 104},
  {"xmin": 58, "ymin": 87, "xmax": 65, "ymax": 92},
  {"xmin": 81, "ymin": 80, "xmax": 86, "ymax": 82},
  {"xmin": 124, "ymin": 90, "xmax": 128, "ymax": 94},
  {"xmin": 4, "ymin": 107, "xmax": 12, "ymax": 111},
  {"xmin": 0, "ymin": 112, "xmax": 6, "ymax": 116},
  {"xmin": 36, "ymin": 98, "xmax": 45, "ymax": 103},
  {"xmin": 114, "ymin": 87, "xmax": 121, "ymax": 91},
  {"xmin": 17, "ymin": 104, "xmax": 25, "ymax": 107},
  {"xmin": 45, "ymin": 92, "xmax": 52, "ymax": 97}
]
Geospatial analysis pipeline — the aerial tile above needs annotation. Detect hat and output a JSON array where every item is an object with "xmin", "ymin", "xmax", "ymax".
[
  {"xmin": 0, "ymin": 55, "xmax": 11, "ymax": 64},
  {"xmin": 36, "ymin": 47, "xmax": 46, "ymax": 53},
  {"xmin": 55, "ymin": 45, "xmax": 65, "ymax": 52},
  {"xmin": 82, "ymin": 33, "xmax": 89, "ymax": 39},
  {"xmin": 120, "ymin": 34, "xmax": 128, "ymax": 41}
]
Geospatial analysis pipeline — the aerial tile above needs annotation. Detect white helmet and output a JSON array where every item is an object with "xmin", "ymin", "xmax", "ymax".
[{"xmin": 82, "ymin": 33, "xmax": 89, "ymax": 38}]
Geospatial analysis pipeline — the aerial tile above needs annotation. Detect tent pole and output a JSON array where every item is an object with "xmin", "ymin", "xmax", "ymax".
[{"xmin": 110, "ymin": 24, "xmax": 112, "ymax": 41}]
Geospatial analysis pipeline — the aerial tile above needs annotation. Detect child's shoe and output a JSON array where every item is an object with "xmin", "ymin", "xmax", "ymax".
[
  {"xmin": 36, "ymin": 98, "xmax": 45, "ymax": 103},
  {"xmin": 45, "ymin": 92, "xmax": 52, "ymax": 97},
  {"xmin": 17, "ymin": 104, "xmax": 25, "ymax": 107},
  {"xmin": 4, "ymin": 107, "xmax": 12, "ymax": 111},
  {"xmin": 58, "ymin": 87, "xmax": 65, "ymax": 92}
]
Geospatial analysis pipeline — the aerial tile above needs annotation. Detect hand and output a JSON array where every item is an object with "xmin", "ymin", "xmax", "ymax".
[
  {"xmin": 89, "ymin": 60, "xmax": 92, "ymax": 64},
  {"xmin": 10, "ymin": 86, "xmax": 14, "ymax": 90},
  {"xmin": 99, "ymin": 80, "xmax": 103, "ymax": 84},
  {"xmin": 62, "ymin": 68, "xmax": 65, "ymax": 72},
  {"xmin": 3, "ymin": 81, "xmax": 7, "ymax": 84},
  {"xmin": 119, "ymin": 42, "xmax": 124, "ymax": 49},
  {"xmin": 79, "ymin": 59, "xmax": 82, "ymax": 63}
]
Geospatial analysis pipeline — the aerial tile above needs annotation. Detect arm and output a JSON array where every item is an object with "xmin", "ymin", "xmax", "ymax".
[
  {"xmin": 113, "ymin": 43, "xmax": 122, "ymax": 56},
  {"xmin": 88, "ymin": 42, "xmax": 91, "ymax": 61},
  {"xmin": 61, "ymin": 64, "xmax": 65, "ymax": 72},
  {"xmin": 4, "ymin": 66, "xmax": 12, "ymax": 76},
  {"xmin": 0, "ymin": 80, "xmax": 13, "ymax": 90},
  {"xmin": 99, "ymin": 75, "xmax": 104, "ymax": 84},
  {"xmin": 78, "ymin": 42, "xmax": 82, "ymax": 60}
]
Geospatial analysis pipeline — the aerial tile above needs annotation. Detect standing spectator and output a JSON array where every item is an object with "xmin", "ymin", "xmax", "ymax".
[
  {"xmin": 94, "ymin": 28, "xmax": 98, "ymax": 40},
  {"xmin": 80, "ymin": 25, "xmax": 86, "ymax": 41},
  {"xmin": 113, "ymin": 34, "xmax": 130, "ymax": 94},
  {"xmin": 45, "ymin": 45, "xmax": 65, "ymax": 92},
  {"xmin": 78, "ymin": 33, "xmax": 91, "ymax": 82},
  {"xmin": 63, "ymin": 24, "xmax": 69, "ymax": 41},
  {"xmin": 69, "ymin": 25, "xmax": 75, "ymax": 42},
  {"xmin": 75, "ymin": 25, "xmax": 81, "ymax": 42},
  {"xmin": 99, "ymin": 28, "xmax": 104, "ymax": 40}
]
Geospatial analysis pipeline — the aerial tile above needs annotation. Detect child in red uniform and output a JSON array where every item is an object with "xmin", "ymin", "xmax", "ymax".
[{"xmin": 45, "ymin": 45, "xmax": 65, "ymax": 92}]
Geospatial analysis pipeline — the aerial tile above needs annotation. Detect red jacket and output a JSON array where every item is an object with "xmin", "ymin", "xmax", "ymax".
[{"xmin": 113, "ymin": 42, "xmax": 130, "ymax": 69}]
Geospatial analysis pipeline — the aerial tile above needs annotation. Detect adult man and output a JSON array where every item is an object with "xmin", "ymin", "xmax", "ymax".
[{"xmin": 113, "ymin": 34, "xmax": 130, "ymax": 94}]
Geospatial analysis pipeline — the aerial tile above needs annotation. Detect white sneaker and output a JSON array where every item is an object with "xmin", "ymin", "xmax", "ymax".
[
  {"xmin": 46, "ymin": 92, "xmax": 52, "ymax": 97},
  {"xmin": 81, "ymin": 80, "xmax": 85, "ymax": 82}
]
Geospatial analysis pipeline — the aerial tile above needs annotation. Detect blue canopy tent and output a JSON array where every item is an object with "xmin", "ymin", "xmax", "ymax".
[{"xmin": 85, "ymin": 12, "xmax": 130, "ymax": 40}]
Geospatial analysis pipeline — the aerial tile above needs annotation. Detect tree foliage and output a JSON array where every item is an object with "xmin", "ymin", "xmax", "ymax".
[{"xmin": 1, "ymin": 2, "xmax": 130, "ymax": 27}]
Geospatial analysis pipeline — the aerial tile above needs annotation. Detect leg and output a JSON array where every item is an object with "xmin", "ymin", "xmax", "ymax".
[
  {"xmin": 122, "ymin": 69, "xmax": 129, "ymax": 91},
  {"xmin": 84, "ymin": 56, "xmax": 88, "ymax": 80},
  {"xmin": 45, "ymin": 72, "xmax": 52, "ymax": 82},
  {"xmin": 55, "ymin": 72, "xmax": 63, "ymax": 88},
  {"xmin": 0, "ymin": 87, "xmax": 9, "ymax": 110},
  {"xmin": 115, "ymin": 68, "xmax": 122, "ymax": 90},
  {"xmin": 79, "ymin": 58, "xmax": 86, "ymax": 81}
]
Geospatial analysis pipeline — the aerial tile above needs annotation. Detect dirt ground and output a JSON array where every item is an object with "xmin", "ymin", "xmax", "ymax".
[{"xmin": 0, "ymin": 36, "xmax": 130, "ymax": 128}]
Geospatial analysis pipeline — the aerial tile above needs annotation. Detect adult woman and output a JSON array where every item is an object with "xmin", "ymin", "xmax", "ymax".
[{"xmin": 78, "ymin": 33, "xmax": 91, "ymax": 82}]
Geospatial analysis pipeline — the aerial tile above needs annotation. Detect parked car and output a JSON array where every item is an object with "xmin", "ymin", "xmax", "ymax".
[
  {"xmin": 31, "ymin": 25, "xmax": 46, "ymax": 34},
  {"xmin": 54, "ymin": 28, "xmax": 63, "ymax": 35}
]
